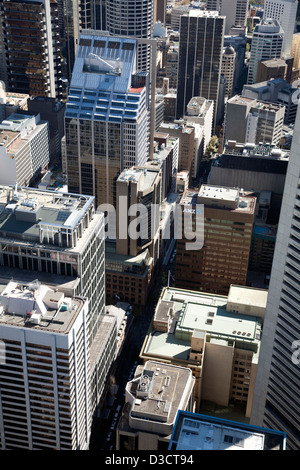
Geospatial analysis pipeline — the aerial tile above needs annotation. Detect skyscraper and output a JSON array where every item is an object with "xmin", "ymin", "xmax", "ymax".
[
  {"xmin": 206, "ymin": 0, "xmax": 249, "ymax": 35},
  {"xmin": 58, "ymin": 0, "xmax": 107, "ymax": 80},
  {"xmin": 250, "ymin": 105, "xmax": 300, "ymax": 450},
  {"xmin": 263, "ymin": 0, "xmax": 298, "ymax": 56},
  {"xmin": 63, "ymin": 32, "xmax": 150, "ymax": 208},
  {"xmin": 222, "ymin": 46, "xmax": 236, "ymax": 98},
  {"xmin": 0, "ymin": 280, "xmax": 92, "ymax": 450},
  {"xmin": 106, "ymin": 0, "xmax": 154, "ymax": 72},
  {"xmin": 176, "ymin": 11, "xmax": 225, "ymax": 125},
  {"xmin": 0, "ymin": 185, "xmax": 105, "ymax": 343},
  {"xmin": 175, "ymin": 185, "xmax": 256, "ymax": 295},
  {"xmin": 0, "ymin": 184, "xmax": 116, "ymax": 437},
  {"xmin": 247, "ymin": 19, "xmax": 284, "ymax": 85},
  {"xmin": 0, "ymin": 0, "xmax": 63, "ymax": 99}
]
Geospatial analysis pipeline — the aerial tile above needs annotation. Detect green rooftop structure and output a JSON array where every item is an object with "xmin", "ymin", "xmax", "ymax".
[{"xmin": 140, "ymin": 285, "xmax": 267, "ymax": 419}]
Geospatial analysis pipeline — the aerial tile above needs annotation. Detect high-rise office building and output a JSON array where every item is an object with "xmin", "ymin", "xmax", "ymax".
[
  {"xmin": 0, "ymin": 0, "xmax": 63, "ymax": 99},
  {"xmin": 117, "ymin": 360, "xmax": 195, "ymax": 450},
  {"xmin": 159, "ymin": 122, "xmax": 196, "ymax": 178},
  {"xmin": 0, "ymin": 113, "xmax": 50, "ymax": 187},
  {"xmin": 57, "ymin": 0, "xmax": 107, "ymax": 80},
  {"xmin": 242, "ymin": 77, "xmax": 299, "ymax": 125},
  {"xmin": 176, "ymin": 11, "xmax": 225, "ymax": 125},
  {"xmin": 222, "ymin": 46, "xmax": 236, "ymax": 98},
  {"xmin": 106, "ymin": 0, "xmax": 154, "ymax": 72},
  {"xmin": 206, "ymin": 0, "xmax": 249, "ymax": 35},
  {"xmin": 0, "ymin": 184, "xmax": 116, "ymax": 427},
  {"xmin": 247, "ymin": 19, "xmax": 284, "ymax": 85},
  {"xmin": 116, "ymin": 167, "xmax": 161, "ymax": 261},
  {"xmin": 63, "ymin": 32, "xmax": 149, "ymax": 208},
  {"xmin": 224, "ymin": 95, "xmax": 285, "ymax": 147},
  {"xmin": 105, "ymin": 166, "xmax": 161, "ymax": 307},
  {"xmin": 0, "ymin": 185, "xmax": 105, "ymax": 344},
  {"xmin": 140, "ymin": 285, "xmax": 266, "ymax": 416},
  {"xmin": 175, "ymin": 185, "xmax": 256, "ymax": 295},
  {"xmin": 0, "ymin": 280, "xmax": 91, "ymax": 450},
  {"xmin": 291, "ymin": 32, "xmax": 300, "ymax": 68},
  {"xmin": 250, "ymin": 105, "xmax": 300, "ymax": 450},
  {"xmin": 263, "ymin": 0, "xmax": 298, "ymax": 56},
  {"xmin": 256, "ymin": 58, "xmax": 288, "ymax": 82}
]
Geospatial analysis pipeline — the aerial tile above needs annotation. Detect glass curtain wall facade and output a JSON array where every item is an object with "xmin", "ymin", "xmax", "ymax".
[
  {"xmin": 176, "ymin": 12, "xmax": 225, "ymax": 124},
  {"xmin": 64, "ymin": 34, "xmax": 149, "ymax": 208},
  {"xmin": 0, "ymin": 0, "xmax": 63, "ymax": 99}
]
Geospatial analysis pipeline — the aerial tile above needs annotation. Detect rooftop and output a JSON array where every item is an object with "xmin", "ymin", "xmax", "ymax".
[
  {"xmin": 0, "ymin": 185, "xmax": 96, "ymax": 250},
  {"xmin": 0, "ymin": 279, "xmax": 85, "ymax": 334},
  {"xmin": 126, "ymin": 360, "xmax": 194, "ymax": 431},
  {"xmin": 227, "ymin": 285, "xmax": 268, "ymax": 312},
  {"xmin": 117, "ymin": 167, "xmax": 159, "ymax": 192},
  {"xmin": 180, "ymin": 185, "xmax": 256, "ymax": 213},
  {"xmin": 66, "ymin": 33, "xmax": 146, "ymax": 122},
  {"xmin": 169, "ymin": 411, "xmax": 286, "ymax": 450},
  {"xmin": 222, "ymin": 142, "xmax": 289, "ymax": 160},
  {"xmin": 228, "ymin": 95, "xmax": 283, "ymax": 112},
  {"xmin": 142, "ymin": 287, "xmax": 262, "ymax": 364}
]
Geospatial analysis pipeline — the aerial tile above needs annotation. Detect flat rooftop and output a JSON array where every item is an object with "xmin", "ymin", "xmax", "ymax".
[
  {"xmin": 228, "ymin": 95, "xmax": 255, "ymax": 106},
  {"xmin": 117, "ymin": 167, "xmax": 159, "ymax": 192},
  {"xmin": 66, "ymin": 33, "xmax": 145, "ymax": 122},
  {"xmin": 0, "ymin": 113, "xmax": 34, "ymax": 132},
  {"xmin": 228, "ymin": 95, "xmax": 283, "ymax": 113},
  {"xmin": 169, "ymin": 411, "xmax": 286, "ymax": 450},
  {"xmin": 128, "ymin": 361, "xmax": 194, "ymax": 425},
  {"xmin": 0, "ymin": 185, "xmax": 95, "ymax": 248},
  {"xmin": 0, "ymin": 279, "xmax": 85, "ymax": 334},
  {"xmin": 223, "ymin": 142, "xmax": 289, "ymax": 160},
  {"xmin": 142, "ymin": 287, "xmax": 262, "ymax": 363},
  {"xmin": 163, "ymin": 287, "xmax": 261, "ymax": 341},
  {"xmin": 180, "ymin": 185, "xmax": 256, "ymax": 214},
  {"xmin": 227, "ymin": 285, "xmax": 268, "ymax": 310},
  {"xmin": 198, "ymin": 185, "xmax": 239, "ymax": 203}
]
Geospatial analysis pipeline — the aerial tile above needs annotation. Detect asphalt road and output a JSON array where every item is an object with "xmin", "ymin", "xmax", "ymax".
[{"xmin": 89, "ymin": 247, "xmax": 176, "ymax": 450}]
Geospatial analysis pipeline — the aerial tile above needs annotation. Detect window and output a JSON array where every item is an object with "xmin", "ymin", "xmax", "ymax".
[
  {"xmin": 224, "ymin": 435, "xmax": 233, "ymax": 443},
  {"xmin": 234, "ymin": 438, "xmax": 244, "ymax": 448}
]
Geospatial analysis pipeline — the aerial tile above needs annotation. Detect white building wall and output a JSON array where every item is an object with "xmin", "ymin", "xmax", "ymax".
[
  {"xmin": 263, "ymin": 0, "xmax": 298, "ymax": 55},
  {"xmin": 250, "ymin": 105, "xmax": 300, "ymax": 450},
  {"xmin": 248, "ymin": 20, "xmax": 284, "ymax": 84},
  {"xmin": 0, "ymin": 298, "xmax": 91, "ymax": 450}
]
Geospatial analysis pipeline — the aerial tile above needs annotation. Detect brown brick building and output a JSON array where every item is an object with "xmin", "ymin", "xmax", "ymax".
[
  {"xmin": 175, "ymin": 185, "xmax": 256, "ymax": 295},
  {"xmin": 105, "ymin": 167, "xmax": 161, "ymax": 306}
]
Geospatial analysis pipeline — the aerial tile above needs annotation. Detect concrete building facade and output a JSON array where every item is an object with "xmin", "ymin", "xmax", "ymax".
[
  {"xmin": 0, "ymin": 280, "xmax": 91, "ymax": 450},
  {"xmin": 222, "ymin": 46, "xmax": 236, "ymax": 98},
  {"xmin": 206, "ymin": 0, "xmax": 249, "ymax": 35},
  {"xmin": 247, "ymin": 19, "xmax": 284, "ymax": 85},
  {"xmin": 175, "ymin": 185, "xmax": 256, "ymax": 295},
  {"xmin": 116, "ymin": 360, "xmax": 195, "ymax": 450},
  {"xmin": 140, "ymin": 286, "xmax": 266, "ymax": 418},
  {"xmin": 263, "ymin": 0, "xmax": 298, "ymax": 56},
  {"xmin": 64, "ymin": 32, "xmax": 149, "ymax": 208},
  {"xmin": 224, "ymin": 95, "xmax": 285, "ymax": 146},
  {"xmin": 0, "ymin": 113, "xmax": 50, "ymax": 187},
  {"xmin": 250, "ymin": 105, "xmax": 300, "ymax": 450},
  {"xmin": 242, "ymin": 78, "xmax": 299, "ymax": 125}
]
